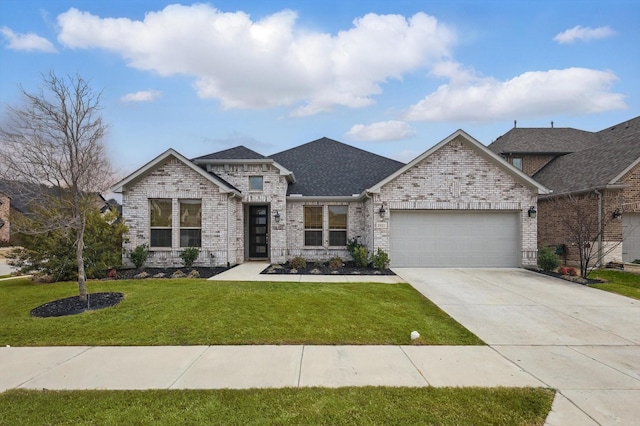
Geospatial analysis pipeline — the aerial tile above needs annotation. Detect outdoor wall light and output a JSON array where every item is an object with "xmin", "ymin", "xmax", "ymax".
[
  {"xmin": 273, "ymin": 210, "xmax": 281, "ymax": 223},
  {"xmin": 527, "ymin": 206, "xmax": 537, "ymax": 218},
  {"xmin": 612, "ymin": 209, "xmax": 622, "ymax": 220},
  {"xmin": 379, "ymin": 205, "xmax": 386, "ymax": 218}
]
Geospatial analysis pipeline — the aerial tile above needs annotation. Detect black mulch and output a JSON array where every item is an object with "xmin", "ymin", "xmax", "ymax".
[
  {"xmin": 31, "ymin": 292, "xmax": 125, "ymax": 318},
  {"xmin": 526, "ymin": 268, "xmax": 603, "ymax": 285},
  {"xmin": 262, "ymin": 261, "xmax": 395, "ymax": 276},
  {"xmin": 109, "ymin": 266, "xmax": 230, "ymax": 280}
]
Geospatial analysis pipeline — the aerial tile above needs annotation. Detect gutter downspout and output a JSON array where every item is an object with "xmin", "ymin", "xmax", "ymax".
[
  {"xmin": 365, "ymin": 191, "xmax": 374, "ymax": 252},
  {"xmin": 595, "ymin": 189, "xmax": 603, "ymax": 267}
]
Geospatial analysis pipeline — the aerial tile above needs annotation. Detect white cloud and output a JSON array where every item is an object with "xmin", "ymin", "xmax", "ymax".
[
  {"xmin": 553, "ymin": 25, "xmax": 616, "ymax": 44},
  {"xmin": 56, "ymin": 5, "xmax": 454, "ymax": 116},
  {"xmin": 346, "ymin": 121, "xmax": 415, "ymax": 141},
  {"xmin": 120, "ymin": 90, "xmax": 161, "ymax": 102},
  {"xmin": 0, "ymin": 26, "xmax": 57, "ymax": 52},
  {"xmin": 404, "ymin": 68, "xmax": 626, "ymax": 122},
  {"xmin": 391, "ymin": 149, "xmax": 421, "ymax": 163}
]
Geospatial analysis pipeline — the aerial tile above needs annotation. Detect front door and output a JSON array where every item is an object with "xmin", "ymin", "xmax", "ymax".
[{"xmin": 249, "ymin": 206, "xmax": 269, "ymax": 258}]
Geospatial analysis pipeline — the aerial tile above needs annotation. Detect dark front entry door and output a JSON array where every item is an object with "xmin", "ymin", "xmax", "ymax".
[{"xmin": 249, "ymin": 206, "xmax": 269, "ymax": 258}]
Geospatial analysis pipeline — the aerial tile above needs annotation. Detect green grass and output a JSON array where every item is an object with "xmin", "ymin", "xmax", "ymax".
[
  {"xmin": 589, "ymin": 269, "xmax": 640, "ymax": 300},
  {"xmin": 0, "ymin": 387, "xmax": 554, "ymax": 425},
  {"xmin": 0, "ymin": 277, "xmax": 482, "ymax": 346}
]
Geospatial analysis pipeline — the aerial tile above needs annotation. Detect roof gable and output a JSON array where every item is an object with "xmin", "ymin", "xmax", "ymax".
[
  {"xmin": 270, "ymin": 137, "xmax": 404, "ymax": 196},
  {"xmin": 111, "ymin": 149, "xmax": 241, "ymax": 195},
  {"xmin": 369, "ymin": 130, "xmax": 550, "ymax": 195}
]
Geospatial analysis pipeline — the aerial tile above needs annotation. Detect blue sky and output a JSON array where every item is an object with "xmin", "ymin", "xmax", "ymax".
[{"xmin": 1, "ymin": 0, "xmax": 638, "ymax": 177}]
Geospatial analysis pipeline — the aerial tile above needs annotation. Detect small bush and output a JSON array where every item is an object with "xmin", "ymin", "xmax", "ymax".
[
  {"xmin": 188, "ymin": 270, "xmax": 200, "ymax": 279},
  {"xmin": 328, "ymin": 256, "xmax": 343, "ymax": 269},
  {"xmin": 371, "ymin": 248, "xmax": 390, "ymax": 270},
  {"xmin": 538, "ymin": 246, "xmax": 560, "ymax": 272},
  {"xmin": 290, "ymin": 256, "xmax": 307, "ymax": 270},
  {"xmin": 351, "ymin": 246, "xmax": 370, "ymax": 268},
  {"xmin": 129, "ymin": 244, "xmax": 149, "ymax": 269},
  {"xmin": 180, "ymin": 247, "xmax": 199, "ymax": 268}
]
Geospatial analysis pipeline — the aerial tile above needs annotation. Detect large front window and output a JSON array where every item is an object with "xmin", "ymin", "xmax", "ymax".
[
  {"xmin": 180, "ymin": 200, "xmax": 202, "ymax": 247},
  {"xmin": 304, "ymin": 206, "xmax": 323, "ymax": 246},
  {"xmin": 150, "ymin": 199, "xmax": 172, "ymax": 247},
  {"xmin": 328, "ymin": 205, "xmax": 347, "ymax": 246}
]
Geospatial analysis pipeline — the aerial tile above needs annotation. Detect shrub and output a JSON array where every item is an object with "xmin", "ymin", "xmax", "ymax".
[
  {"xmin": 558, "ymin": 266, "xmax": 578, "ymax": 276},
  {"xmin": 537, "ymin": 246, "xmax": 560, "ymax": 272},
  {"xmin": 290, "ymin": 256, "xmax": 307, "ymax": 270},
  {"xmin": 129, "ymin": 244, "xmax": 149, "ymax": 269},
  {"xmin": 180, "ymin": 247, "xmax": 199, "ymax": 268},
  {"xmin": 328, "ymin": 256, "xmax": 343, "ymax": 269},
  {"xmin": 347, "ymin": 237, "xmax": 365, "ymax": 256},
  {"xmin": 351, "ymin": 246, "xmax": 370, "ymax": 268},
  {"xmin": 371, "ymin": 248, "xmax": 390, "ymax": 270}
]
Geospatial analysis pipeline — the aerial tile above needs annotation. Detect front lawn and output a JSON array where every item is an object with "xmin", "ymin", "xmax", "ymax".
[
  {"xmin": 0, "ymin": 387, "xmax": 554, "ymax": 425},
  {"xmin": 589, "ymin": 269, "xmax": 640, "ymax": 300},
  {"xmin": 0, "ymin": 277, "xmax": 482, "ymax": 346}
]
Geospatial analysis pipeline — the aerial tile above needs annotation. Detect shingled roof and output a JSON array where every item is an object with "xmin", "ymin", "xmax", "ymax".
[
  {"xmin": 488, "ymin": 127, "xmax": 600, "ymax": 155},
  {"xmin": 531, "ymin": 116, "xmax": 640, "ymax": 194},
  {"xmin": 270, "ymin": 137, "xmax": 405, "ymax": 196},
  {"xmin": 193, "ymin": 146, "xmax": 265, "ymax": 160}
]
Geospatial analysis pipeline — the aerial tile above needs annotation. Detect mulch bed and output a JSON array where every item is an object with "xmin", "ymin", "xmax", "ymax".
[
  {"xmin": 109, "ymin": 266, "xmax": 230, "ymax": 280},
  {"xmin": 527, "ymin": 268, "xmax": 603, "ymax": 285},
  {"xmin": 31, "ymin": 292, "xmax": 125, "ymax": 318},
  {"xmin": 262, "ymin": 261, "xmax": 395, "ymax": 276}
]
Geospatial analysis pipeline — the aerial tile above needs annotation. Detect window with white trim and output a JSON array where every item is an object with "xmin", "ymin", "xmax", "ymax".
[
  {"xmin": 249, "ymin": 176, "xmax": 263, "ymax": 191},
  {"xmin": 512, "ymin": 157, "xmax": 523, "ymax": 170},
  {"xmin": 150, "ymin": 199, "xmax": 172, "ymax": 247}
]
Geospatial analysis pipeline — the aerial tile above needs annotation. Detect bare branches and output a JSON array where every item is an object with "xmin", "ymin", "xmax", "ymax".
[{"xmin": 0, "ymin": 71, "xmax": 113, "ymax": 300}]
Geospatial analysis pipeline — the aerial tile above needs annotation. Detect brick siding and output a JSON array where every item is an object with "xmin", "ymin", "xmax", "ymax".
[{"xmin": 378, "ymin": 135, "xmax": 539, "ymax": 266}]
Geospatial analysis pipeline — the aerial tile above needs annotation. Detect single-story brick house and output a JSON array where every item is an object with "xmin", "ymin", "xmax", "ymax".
[
  {"xmin": 489, "ymin": 116, "xmax": 640, "ymax": 265},
  {"xmin": 112, "ymin": 130, "xmax": 549, "ymax": 268}
]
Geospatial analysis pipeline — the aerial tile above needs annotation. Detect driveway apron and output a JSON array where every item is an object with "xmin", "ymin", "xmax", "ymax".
[{"xmin": 394, "ymin": 268, "xmax": 640, "ymax": 426}]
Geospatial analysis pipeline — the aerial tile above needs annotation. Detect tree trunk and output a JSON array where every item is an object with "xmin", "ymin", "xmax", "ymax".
[{"xmin": 76, "ymin": 214, "xmax": 87, "ymax": 302}]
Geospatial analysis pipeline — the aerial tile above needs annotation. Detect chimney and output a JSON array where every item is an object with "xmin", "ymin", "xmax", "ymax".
[
  {"xmin": 551, "ymin": 121, "xmax": 554, "ymax": 128},
  {"xmin": 514, "ymin": 120, "xmax": 517, "ymax": 128}
]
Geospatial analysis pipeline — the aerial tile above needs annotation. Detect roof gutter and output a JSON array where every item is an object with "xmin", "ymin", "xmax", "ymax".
[
  {"xmin": 539, "ymin": 183, "xmax": 627, "ymax": 200},
  {"xmin": 285, "ymin": 195, "xmax": 364, "ymax": 202}
]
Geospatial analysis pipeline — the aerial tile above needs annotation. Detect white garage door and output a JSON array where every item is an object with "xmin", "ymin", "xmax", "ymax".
[
  {"xmin": 623, "ymin": 213, "xmax": 640, "ymax": 263},
  {"xmin": 390, "ymin": 211, "xmax": 520, "ymax": 267}
]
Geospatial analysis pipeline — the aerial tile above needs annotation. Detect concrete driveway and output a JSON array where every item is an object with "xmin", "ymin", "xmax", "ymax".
[{"xmin": 394, "ymin": 268, "xmax": 640, "ymax": 426}]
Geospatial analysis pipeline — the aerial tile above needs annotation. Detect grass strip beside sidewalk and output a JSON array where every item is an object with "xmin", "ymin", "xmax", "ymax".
[{"xmin": 0, "ymin": 387, "xmax": 554, "ymax": 426}]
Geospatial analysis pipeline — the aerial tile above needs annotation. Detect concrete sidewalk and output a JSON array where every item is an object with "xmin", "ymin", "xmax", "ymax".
[
  {"xmin": 0, "ymin": 345, "xmax": 544, "ymax": 392},
  {"xmin": 208, "ymin": 261, "xmax": 405, "ymax": 283}
]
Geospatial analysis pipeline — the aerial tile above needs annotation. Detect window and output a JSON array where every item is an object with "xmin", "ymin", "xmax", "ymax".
[
  {"xmin": 249, "ymin": 176, "xmax": 263, "ymax": 191},
  {"xmin": 304, "ymin": 206, "xmax": 323, "ymax": 246},
  {"xmin": 328, "ymin": 205, "xmax": 347, "ymax": 246},
  {"xmin": 512, "ymin": 157, "xmax": 523, "ymax": 170},
  {"xmin": 180, "ymin": 200, "xmax": 202, "ymax": 247},
  {"xmin": 150, "ymin": 199, "xmax": 172, "ymax": 247}
]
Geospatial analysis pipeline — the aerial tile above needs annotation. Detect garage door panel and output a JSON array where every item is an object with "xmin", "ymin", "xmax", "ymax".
[
  {"xmin": 623, "ymin": 213, "xmax": 640, "ymax": 263},
  {"xmin": 390, "ymin": 211, "xmax": 519, "ymax": 268}
]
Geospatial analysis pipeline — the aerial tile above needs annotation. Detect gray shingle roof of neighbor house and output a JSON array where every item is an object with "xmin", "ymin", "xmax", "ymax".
[
  {"xmin": 530, "ymin": 116, "xmax": 640, "ymax": 194},
  {"xmin": 488, "ymin": 127, "xmax": 600, "ymax": 154},
  {"xmin": 193, "ymin": 145, "xmax": 265, "ymax": 160},
  {"xmin": 269, "ymin": 137, "xmax": 405, "ymax": 196}
]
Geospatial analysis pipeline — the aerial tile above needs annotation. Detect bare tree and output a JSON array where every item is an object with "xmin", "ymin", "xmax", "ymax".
[
  {"xmin": 0, "ymin": 71, "xmax": 112, "ymax": 301},
  {"xmin": 548, "ymin": 191, "xmax": 623, "ymax": 278}
]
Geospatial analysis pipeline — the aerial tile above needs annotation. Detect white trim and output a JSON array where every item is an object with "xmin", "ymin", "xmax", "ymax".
[
  {"xmin": 111, "ymin": 148, "xmax": 242, "ymax": 196},
  {"xmin": 366, "ymin": 130, "xmax": 551, "ymax": 195},
  {"xmin": 193, "ymin": 158, "xmax": 295, "ymax": 182}
]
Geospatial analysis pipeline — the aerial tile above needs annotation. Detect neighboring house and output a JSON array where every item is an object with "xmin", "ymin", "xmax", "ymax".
[
  {"xmin": 0, "ymin": 191, "xmax": 9, "ymax": 243},
  {"xmin": 113, "ymin": 130, "xmax": 548, "ymax": 268},
  {"xmin": 489, "ymin": 116, "xmax": 640, "ymax": 265},
  {"xmin": 0, "ymin": 179, "xmax": 111, "ymax": 243}
]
